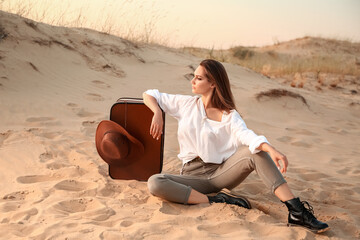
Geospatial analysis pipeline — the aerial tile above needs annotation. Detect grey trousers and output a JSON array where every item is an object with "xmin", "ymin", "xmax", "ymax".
[{"xmin": 147, "ymin": 146, "xmax": 287, "ymax": 204}]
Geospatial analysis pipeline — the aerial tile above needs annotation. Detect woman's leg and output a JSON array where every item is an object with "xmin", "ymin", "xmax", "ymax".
[
  {"xmin": 187, "ymin": 189, "xmax": 209, "ymax": 204},
  {"xmin": 147, "ymin": 156, "xmax": 254, "ymax": 205},
  {"xmin": 148, "ymin": 147, "xmax": 288, "ymax": 204},
  {"xmin": 147, "ymin": 173, "xmax": 218, "ymax": 204},
  {"xmin": 147, "ymin": 157, "xmax": 223, "ymax": 204},
  {"xmin": 274, "ymin": 183, "xmax": 295, "ymax": 202},
  {"xmin": 209, "ymin": 147, "xmax": 287, "ymax": 194},
  {"xmin": 148, "ymin": 173, "xmax": 251, "ymax": 207}
]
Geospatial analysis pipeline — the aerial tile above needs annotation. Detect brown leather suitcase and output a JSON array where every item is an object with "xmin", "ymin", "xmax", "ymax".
[{"xmin": 108, "ymin": 97, "xmax": 165, "ymax": 181}]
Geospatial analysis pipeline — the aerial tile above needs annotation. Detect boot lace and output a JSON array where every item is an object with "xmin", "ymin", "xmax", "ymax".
[{"xmin": 301, "ymin": 201, "xmax": 315, "ymax": 219}]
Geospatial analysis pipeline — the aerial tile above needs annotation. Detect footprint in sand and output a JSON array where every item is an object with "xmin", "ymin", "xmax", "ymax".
[
  {"xmin": 298, "ymin": 172, "xmax": 330, "ymax": 181},
  {"xmin": 331, "ymin": 157, "xmax": 343, "ymax": 163},
  {"xmin": 291, "ymin": 141, "xmax": 312, "ymax": 148},
  {"xmin": 120, "ymin": 220, "xmax": 133, "ymax": 227},
  {"xmin": 53, "ymin": 179, "xmax": 97, "ymax": 192},
  {"xmin": 2, "ymin": 188, "xmax": 44, "ymax": 204},
  {"xmin": 82, "ymin": 121, "xmax": 97, "ymax": 127},
  {"xmin": 298, "ymin": 129, "xmax": 317, "ymax": 136},
  {"xmin": 86, "ymin": 59, "xmax": 126, "ymax": 78},
  {"xmin": 276, "ymin": 135, "xmax": 312, "ymax": 148},
  {"xmin": 12, "ymin": 207, "xmax": 39, "ymax": 222},
  {"xmin": 52, "ymin": 197, "xmax": 116, "ymax": 221},
  {"xmin": 285, "ymin": 127, "xmax": 317, "ymax": 136},
  {"xmin": 26, "ymin": 117, "xmax": 54, "ymax": 122},
  {"xmin": 39, "ymin": 151, "xmax": 54, "ymax": 162},
  {"xmin": 98, "ymin": 182, "xmax": 125, "ymax": 197},
  {"xmin": 53, "ymin": 198, "xmax": 98, "ymax": 213},
  {"xmin": 85, "ymin": 93, "xmax": 104, "ymax": 101},
  {"xmin": 92, "ymin": 80, "xmax": 111, "ymax": 89},
  {"xmin": 27, "ymin": 128, "xmax": 59, "ymax": 139},
  {"xmin": 2, "ymin": 190, "xmax": 30, "ymax": 201},
  {"xmin": 66, "ymin": 103, "xmax": 99, "ymax": 117},
  {"xmin": 1, "ymin": 202, "xmax": 20, "ymax": 213},
  {"xmin": 88, "ymin": 207, "xmax": 116, "ymax": 221},
  {"xmin": 81, "ymin": 120, "xmax": 98, "ymax": 137},
  {"xmin": 76, "ymin": 108, "xmax": 99, "ymax": 118},
  {"xmin": 336, "ymin": 167, "xmax": 352, "ymax": 175},
  {"xmin": 325, "ymin": 126, "xmax": 349, "ymax": 135},
  {"xmin": 25, "ymin": 117, "xmax": 60, "ymax": 127},
  {"xmin": 321, "ymin": 181, "xmax": 352, "ymax": 188},
  {"xmin": 0, "ymin": 130, "xmax": 12, "ymax": 146},
  {"xmin": 17, "ymin": 174, "xmax": 60, "ymax": 184},
  {"xmin": 276, "ymin": 136, "xmax": 294, "ymax": 143},
  {"xmin": 46, "ymin": 162, "xmax": 70, "ymax": 170},
  {"xmin": 159, "ymin": 202, "xmax": 181, "ymax": 215},
  {"xmin": 67, "ymin": 102, "xmax": 78, "ymax": 108}
]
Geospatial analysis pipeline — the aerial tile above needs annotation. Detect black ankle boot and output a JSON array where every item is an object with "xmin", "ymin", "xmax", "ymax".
[
  {"xmin": 284, "ymin": 197, "xmax": 329, "ymax": 233},
  {"xmin": 208, "ymin": 189, "xmax": 251, "ymax": 209}
]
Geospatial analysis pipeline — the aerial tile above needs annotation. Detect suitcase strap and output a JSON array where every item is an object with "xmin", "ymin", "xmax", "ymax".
[{"xmin": 116, "ymin": 98, "xmax": 144, "ymax": 129}]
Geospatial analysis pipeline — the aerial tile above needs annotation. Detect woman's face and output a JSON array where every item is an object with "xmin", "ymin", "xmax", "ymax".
[{"xmin": 191, "ymin": 66, "xmax": 215, "ymax": 95}]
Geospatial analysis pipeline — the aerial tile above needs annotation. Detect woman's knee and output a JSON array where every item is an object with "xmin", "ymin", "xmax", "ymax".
[
  {"xmin": 254, "ymin": 151, "xmax": 273, "ymax": 164},
  {"xmin": 147, "ymin": 174, "xmax": 165, "ymax": 196}
]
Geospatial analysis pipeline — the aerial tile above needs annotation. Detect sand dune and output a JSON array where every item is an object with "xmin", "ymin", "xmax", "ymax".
[{"xmin": 0, "ymin": 11, "xmax": 359, "ymax": 239}]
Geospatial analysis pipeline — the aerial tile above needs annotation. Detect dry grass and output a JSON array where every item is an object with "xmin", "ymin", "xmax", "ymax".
[
  {"xmin": 232, "ymin": 51, "xmax": 359, "ymax": 77},
  {"xmin": 228, "ymin": 37, "xmax": 360, "ymax": 78},
  {"xmin": 232, "ymin": 46, "xmax": 255, "ymax": 60},
  {"xmin": 183, "ymin": 37, "xmax": 360, "ymax": 92},
  {"xmin": 255, "ymin": 89, "xmax": 309, "ymax": 106},
  {"xmin": 0, "ymin": 0, "xmax": 171, "ymax": 46}
]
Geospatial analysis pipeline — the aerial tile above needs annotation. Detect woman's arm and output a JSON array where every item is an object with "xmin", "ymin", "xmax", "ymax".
[
  {"xmin": 143, "ymin": 93, "xmax": 163, "ymax": 140},
  {"xmin": 257, "ymin": 142, "xmax": 288, "ymax": 173}
]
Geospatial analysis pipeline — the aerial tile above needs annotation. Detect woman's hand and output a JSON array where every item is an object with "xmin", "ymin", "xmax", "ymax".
[
  {"xmin": 143, "ymin": 93, "xmax": 163, "ymax": 141},
  {"xmin": 258, "ymin": 143, "xmax": 288, "ymax": 173},
  {"xmin": 268, "ymin": 148, "xmax": 288, "ymax": 174},
  {"xmin": 150, "ymin": 111, "xmax": 163, "ymax": 140}
]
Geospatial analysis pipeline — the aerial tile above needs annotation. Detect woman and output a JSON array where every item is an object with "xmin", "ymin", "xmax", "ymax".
[{"xmin": 143, "ymin": 59, "xmax": 329, "ymax": 233}]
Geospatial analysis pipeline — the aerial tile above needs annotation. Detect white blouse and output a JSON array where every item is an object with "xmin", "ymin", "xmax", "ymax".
[{"xmin": 145, "ymin": 89, "xmax": 269, "ymax": 165}]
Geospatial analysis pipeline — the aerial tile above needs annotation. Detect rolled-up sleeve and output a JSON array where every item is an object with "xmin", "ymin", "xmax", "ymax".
[
  {"xmin": 144, "ymin": 89, "xmax": 193, "ymax": 119},
  {"xmin": 231, "ymin": 112, "xmax": 269, "ymax": 154}
]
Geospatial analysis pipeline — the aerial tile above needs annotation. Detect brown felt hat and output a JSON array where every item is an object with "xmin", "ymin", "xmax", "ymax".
[{"xmin": 96, "ymin": 120, "xmax": 144, "ymax": 168}]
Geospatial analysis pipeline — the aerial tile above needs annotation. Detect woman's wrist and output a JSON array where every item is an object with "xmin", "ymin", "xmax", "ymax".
[
  {"xmin": 258, "ymin": 142, "xmax": 273, "ymax": 152},
  {"xmin": 154, "ymin": 108, "xmax": 162, "ymax": 116}
]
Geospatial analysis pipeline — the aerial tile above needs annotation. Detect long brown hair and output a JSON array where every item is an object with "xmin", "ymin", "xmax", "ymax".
[{"xmin": 200, "ymin": 59, "xmax": 236, "ymax": 113}]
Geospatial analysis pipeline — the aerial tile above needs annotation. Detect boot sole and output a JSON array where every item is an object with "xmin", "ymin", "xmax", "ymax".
[
  {"xmin": 287, "ymin": 223, "xmax": 330, "ymax": 233},
  {"xmin": 220, "ymin": 188, "xmax": 252, "ymax": 209}
]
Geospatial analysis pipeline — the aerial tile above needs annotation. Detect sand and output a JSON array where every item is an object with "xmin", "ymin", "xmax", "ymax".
[{"xmin": 0, "ymin": 11, "xmax": 359, "ymax": 240}]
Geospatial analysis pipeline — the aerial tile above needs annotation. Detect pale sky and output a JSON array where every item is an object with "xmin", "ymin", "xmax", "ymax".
[
  {"xmin": 2, "ymin": 0, "xmax": 359, "ymax": 48},
  {"xmin": 154, "ymin": 0, "xmax": 360, "ymax": 48}
]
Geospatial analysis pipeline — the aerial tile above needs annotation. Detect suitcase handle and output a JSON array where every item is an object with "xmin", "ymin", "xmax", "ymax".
[{"xmin": 116, "ymin": 97, "xmax": 143, "ymax": 103}]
